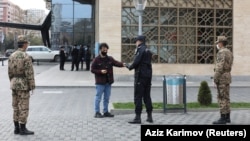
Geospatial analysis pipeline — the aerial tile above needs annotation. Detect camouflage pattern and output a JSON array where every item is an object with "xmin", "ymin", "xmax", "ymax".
[
  {"xmin": 214, "ymin": 47, "xmax": 233, "ymax": 84},
  {"xmin": 215, "ymin": 36, "xmax": 227, "ymax": 44},
  {"xmin": 8, "ymin": 48, "xmax": 35, "ymax": 90},
  {"xmin": 217, "ymin": 84, "xmax": 230, "ymax": 114},
  {"xmin": 12, "ymin": 90, "xmax": 30, "ymax": 124},
  {"xmin": 17, "ymin": 35, "xmax": 29, "ymax": 45},
  {"xmin": 214, "ymin": 46, "xmax": 233, "ymax": 114}
]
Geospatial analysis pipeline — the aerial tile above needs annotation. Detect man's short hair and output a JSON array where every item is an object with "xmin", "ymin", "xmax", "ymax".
[{"xmin": 99, "ymin": 43, "xmax": 109, "ymax": 49}]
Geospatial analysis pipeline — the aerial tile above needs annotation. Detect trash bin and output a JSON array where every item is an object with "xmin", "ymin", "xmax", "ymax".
[
  {"xmin": 166, "ymin": 74, "xmax": 184, "ymax": 104},
  {"xmin": 163, "ymin": 74, "xmax": 187, "ymax": 113}
]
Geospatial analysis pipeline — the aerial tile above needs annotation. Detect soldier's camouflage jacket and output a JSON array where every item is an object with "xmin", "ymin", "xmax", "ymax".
[
  {"xmin": 214, "ymin": 47, "xmax": 233, "ymax": 84},
  {"xmin": 8, "ymin": 48, "xmax": 35, "ymax": 90}
]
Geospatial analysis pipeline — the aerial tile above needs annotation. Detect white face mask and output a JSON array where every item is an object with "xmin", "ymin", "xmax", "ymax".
[{"xmin": 216, "ymin": 44, "xmax": 220, "ymax": 50}]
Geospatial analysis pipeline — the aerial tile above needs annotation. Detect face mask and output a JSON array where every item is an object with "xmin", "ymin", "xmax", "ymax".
[
  {"xmin": 216, "ymin": 44, "xmax": 220, "ymax": 50},
  {"xmin": 101, "ymin": 52, "xmax": 107, "ymax": 56}
]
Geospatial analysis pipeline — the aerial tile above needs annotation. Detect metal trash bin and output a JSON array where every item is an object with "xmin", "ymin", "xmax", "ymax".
[
  {"xmin": 163, "ymin": 74, "xmax": 187, "ymax": 113},
  {"xmin": 166, "ymin": 75, "xmax": 184, "ymax": 104}
]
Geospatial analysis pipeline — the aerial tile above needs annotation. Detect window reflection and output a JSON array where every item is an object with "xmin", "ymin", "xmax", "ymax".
[{"xmin": 51, "ymin": 0, "xmax": 94, "ymax": 55}]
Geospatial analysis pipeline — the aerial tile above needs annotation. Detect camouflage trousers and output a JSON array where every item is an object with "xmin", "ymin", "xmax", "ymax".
[
  {"xmin": 217, "ymin": 84, "xmax": 230, "ymax": 114},
  {"xmin": 12, "ymin": 90, "xmax": 30, "ymax": 124}
]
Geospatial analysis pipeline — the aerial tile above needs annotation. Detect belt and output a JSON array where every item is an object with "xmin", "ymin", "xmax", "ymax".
[{"xmin": 14, "ymin": 74, "xmax": 25, "ymax": 77}]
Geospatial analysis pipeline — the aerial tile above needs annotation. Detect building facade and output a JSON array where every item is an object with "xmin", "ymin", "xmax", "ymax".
[
  {"xmin": 50, "ymin": 0, "xmax": 94, "ymax": 50},
  {"xmin": 0, "ymin": 0, "xmax": 23, "ymax": 41},
  {"xmin": 49, "ymin": 0, "xmax": 250, "ymax": 76}
]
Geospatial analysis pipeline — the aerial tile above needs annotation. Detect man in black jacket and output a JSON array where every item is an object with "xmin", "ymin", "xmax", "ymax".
[
  {"xmin": 71, "ymin": 45, "xmax": 79, "ymax": 71},
  {"xmin": 59, "ymin": 46, "xmax": 66, "ymax": 70},
  {"xmin": 126, "ymin": 35, "xmax": 153, "ymax": 124},
  {"xmin": 85, "ymin": 45, "xmax": 91, "ymax": 71}
]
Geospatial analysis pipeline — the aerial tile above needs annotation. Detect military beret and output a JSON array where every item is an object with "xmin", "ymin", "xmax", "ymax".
[
  {"xmin": 17, "ymin": 35, "xmax": 29, "ymax": 45},
  {"xmin": 215, "ymin": 36, "xmax": 227, "ymax": 44}
]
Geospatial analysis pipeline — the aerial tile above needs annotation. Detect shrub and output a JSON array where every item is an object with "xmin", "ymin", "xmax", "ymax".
[{"xmin": 197, "ymin": 81, "xmax": 212, "ymax": 106}]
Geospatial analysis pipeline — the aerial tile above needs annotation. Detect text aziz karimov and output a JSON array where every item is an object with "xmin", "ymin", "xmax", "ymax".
[{"xmin": 144, "ymin": 129, "xmax": 244, "ymax": 137}]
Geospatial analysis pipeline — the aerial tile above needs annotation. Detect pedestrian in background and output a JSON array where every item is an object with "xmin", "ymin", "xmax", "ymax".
[
  {"xmin": 71, "ymin": 44, "xmax": 79, "ymax": 71},
  {"xmin": 213, "ymin": 36, "xmax": 233, "ymax": 124},
  {"xmin": 126, "ymin": 35, "xmax": 153, "ymax": 124},
  {"xmin": 59, "ymin": 46, "xmax": 66, "ymax": 70},
  {"xmin": 91, "ymin": 43, "xmax": 125, "ymax": 118},
  {"xmin": 85, "ymin": 45, "xmax": 91, "ymax": 71},
  {"xmin": 8, "ymin": 35, "xmax": 35, "ymax": 135},
  {"xmin": 78, "ymin": 45, "xmax": 85, "ymax": 70}
]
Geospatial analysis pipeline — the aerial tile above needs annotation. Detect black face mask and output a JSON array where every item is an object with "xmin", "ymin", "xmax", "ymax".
[{"xmin": 101, "ymin": 52, "xmax": 107, "ymax": 56}]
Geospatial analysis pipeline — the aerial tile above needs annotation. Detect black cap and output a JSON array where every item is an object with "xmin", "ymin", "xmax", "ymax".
[{"xmin": 135, "ymin": 35, "xmax": 146, "ymax": 43}]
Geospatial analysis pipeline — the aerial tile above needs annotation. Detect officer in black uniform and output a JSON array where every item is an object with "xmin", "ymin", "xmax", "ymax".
[
  {"xmin": 126, "ymin": 35, "xmax": 153, "ymax": 124},
  {"xmin": 59, "ymin": 46, "xmax": 66, "ymax": 70}
]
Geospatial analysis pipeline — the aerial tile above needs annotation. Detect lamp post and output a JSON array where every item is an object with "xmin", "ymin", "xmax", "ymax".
[{"xmin": 133, "ymin": 0, "xmax": 147, "ymax": 35}]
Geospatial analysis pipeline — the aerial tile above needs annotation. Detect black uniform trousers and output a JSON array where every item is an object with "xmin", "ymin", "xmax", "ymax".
[
  {"xmin": 85, "ymin": 59, "xmax": 91, "ymax": 70},
  {"xmin": 60, "ymin": 59, "xmax": 65, "ymax": 70},
  {"xmin": 134, "ymin": 77, "xmax": 153, "ymax": 114}
]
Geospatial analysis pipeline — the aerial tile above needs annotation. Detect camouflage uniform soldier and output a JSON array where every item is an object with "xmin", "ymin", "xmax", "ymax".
[
  {"xmin": 8, "ymin": 35, "xmax": 35, "ymax": 135},
  {"xmin": 213, "ymin": 36, "xmax": 233, "ymax": 124}
]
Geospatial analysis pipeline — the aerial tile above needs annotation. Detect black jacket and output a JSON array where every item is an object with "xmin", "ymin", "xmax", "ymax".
[
  {"xmin": 128, "ymin": 43, "xmax": 152, "ymax": 78},
  {"xmin": 59, "ymin": 50, "xmax": 66, "ymax": 61}
]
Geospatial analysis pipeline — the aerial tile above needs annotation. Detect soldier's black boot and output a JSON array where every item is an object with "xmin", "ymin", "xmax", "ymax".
[
  {"xmin": 212, "ymin": 114, "xmax": 227, "ymax": 124},
  {"xmin": 128, "ymin": 114, "xmax": 141, "ymax": 124},
  {"xmin": 20, "ymin": 124, "xmax": 34, "ymax": 135},
  {"xmin": 225, "ymin": 113, "xmax": 231, "ymax": 123},
  {"xmin": 14, "ymin": 121, "xmax": 20, "ymax": 134},
  {"xmin": 146, "ymin": 112, "xmax": 153, "ymax": 123}
]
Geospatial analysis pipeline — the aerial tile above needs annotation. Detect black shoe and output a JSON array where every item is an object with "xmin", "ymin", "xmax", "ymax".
[
  {"xmin": 146, "ymin": 112, "xmax": 153, "ymax": 123},
  {"xmin": 94, "ymin": 112, "xmax": 103, "ymax": 118},
  {"xmin": 103, "ymin": 112, "xmax": 114, "ymax": 117},
  {"xmin": 20, "ymin": 124, "xmax": 34, "ymax": 135},
  {"xmin": 225, "ymin": 113, "xmax": 231, "ymax": 123},
  {"xmin": 14, "ymin": 121, "xmax": 19, "ymax": 134},
  {"xmin": 212, "ymin": 114, "xmax": 227, "ymax": 124},
  {"xmin": 146, "ymin": 117, "xmax": 153, "ymax": 123},
  {"xmin": 128, "ymin": 118, "xmax": 141, "ymax": 124},
  {"xmin": 128, "ymin": 114, "xmax": 141, "ymax": 124}
]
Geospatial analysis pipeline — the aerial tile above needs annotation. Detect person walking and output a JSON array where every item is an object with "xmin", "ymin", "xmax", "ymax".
[
  {"xmin": 126, "ymin": 35, "xmax": 153, "ymax": 124},
  {"xmin": 91, "ymin": 43, "xmax": 125, "ymax": 118},
  {"xmin": 8, "ymin": 35, "xmax": 35, "ymax": 135},
  {"xmin": 213, "ymin": 36, "xmax": 233, "ymax": 124},
  {"xmin": 71, "ymin": 45, "xmax": 79, "ymax": 71},
  {"xmin": 85, "ymin": 45, "xmax": 91, "ymax": 71},
  {"xmin": 59, "ymin": 46, "xmax": 66, "ymax": 70}
]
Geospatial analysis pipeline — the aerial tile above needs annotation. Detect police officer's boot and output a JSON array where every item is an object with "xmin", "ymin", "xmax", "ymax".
[
  {"xmin": 14, "ymin": 121, "xmax": 20, "ymax": 134},
  {"xmin": 128, "ymin": 114, "xmax": 141, "ymax": 124},
  {"xmin": 225, "ymin": 113, "xmax": 231, "ymax": 123},
  {"xmin": 146, "ymin": 112, "xmax": 153, "ymax": 123},
  {"xmin": 212, "ymin": 114, "xmax": 227, "ymax": 124},
  {"xmin": 20, "ymin": 124, "xmax": 34, "ymax": 135}
]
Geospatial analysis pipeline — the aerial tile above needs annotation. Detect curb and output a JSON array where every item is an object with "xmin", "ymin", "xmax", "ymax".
[
  {"xmin": 35, "ymin": 85, "xmax": 250, "ymax": 89},
  {"xmin": 110, "ymin": 108, "xmax": 250, "ymax": 115}
]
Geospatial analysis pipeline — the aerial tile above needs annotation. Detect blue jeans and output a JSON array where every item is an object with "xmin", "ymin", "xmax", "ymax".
[{"xmin": 94, "ymin": 84, "xmax": 111, "ymax": 113}]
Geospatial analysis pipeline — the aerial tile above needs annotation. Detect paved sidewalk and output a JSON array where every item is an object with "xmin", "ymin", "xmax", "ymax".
[
  {"xmin": 1, "ymin": 60, "xmax": 250, "ymax": 141},
  {"xmin": 34, "ymin": 63, "xmax": 250, "ymax": 88}
]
